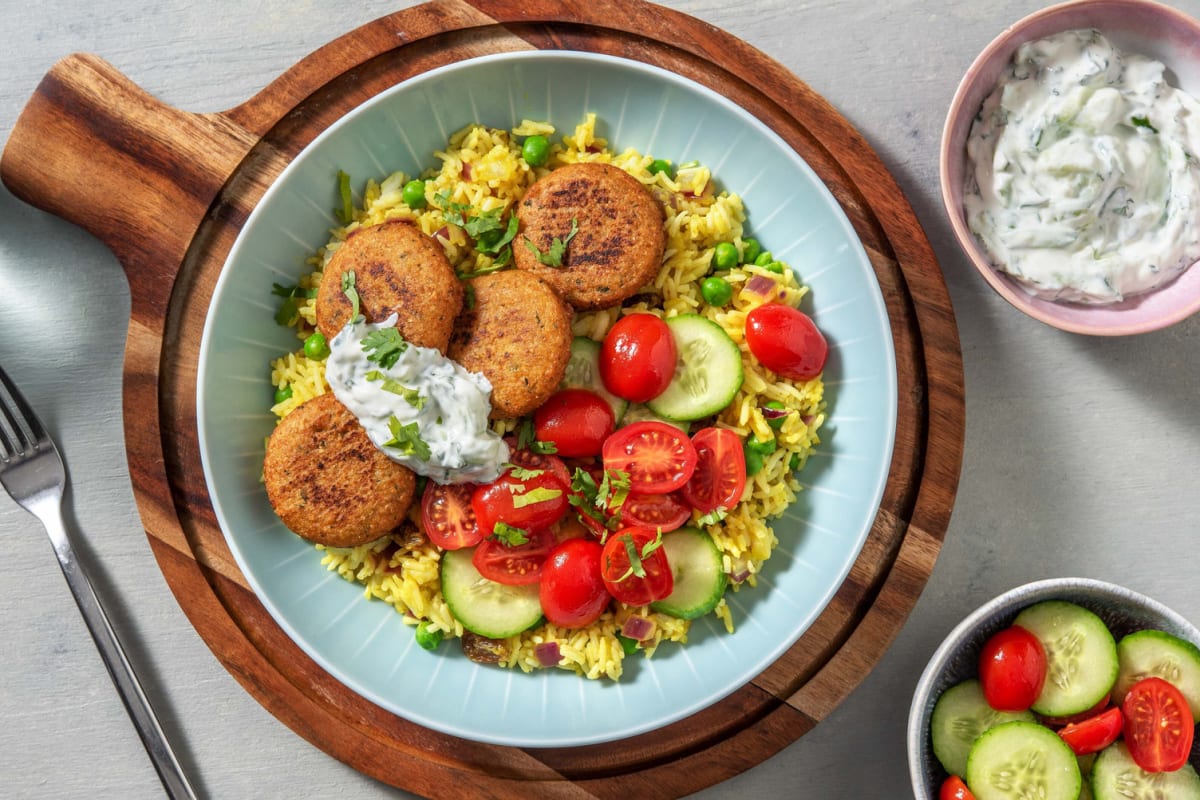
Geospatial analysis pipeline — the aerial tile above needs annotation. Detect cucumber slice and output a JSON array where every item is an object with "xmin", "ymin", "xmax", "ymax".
[
  {"xmin": 649, "ymin": 527, "xmax": 727, "ymax": 620},
  {"xmin": 563, "ymin": 336, "xmax": 628, "ymax": 423},
  {"xmin": 930, "ymin": 679, "xmax": 1037, "ymax": 777},
  {"xmin": 1092, "ymin": 741, "xmax": 1200, "ymax": 800},
  {"xmin": 1014, "ymin": 600, "xmax": 1118, "ymax": 717},
  {"xmin": 966, "ymin": 720, "xmax": 1081, "ymax": 800},
  {"xmin": 647, "ymin": 314, "xmax": 743, "ymax": 422},
  {"xmin": 440, "ymin": 549, "xmax": 543, "ymax": 639},
  {"xmin": 1112, "ymin": 629, "xmax": 1200, "ymax": 719}
]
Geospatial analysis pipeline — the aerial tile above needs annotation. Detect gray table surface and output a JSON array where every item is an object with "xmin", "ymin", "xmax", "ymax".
[{"xmin": 2, "ymin": 1, "xmax": 1198, "ymax": 797}]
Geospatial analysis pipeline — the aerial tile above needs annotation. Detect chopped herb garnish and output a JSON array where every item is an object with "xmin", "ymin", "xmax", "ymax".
[
  {"xmin": 523, "ymin": 217, "xmax": 579, "ymax": 267},
  {"xmin": 365, "ymin": 370, "xmax": 425, "ymax": 409},
  {"xmin": 612, "ymin": 528, "xmax": 665, "ymax": 582},
  {"xmin": 1131, "ymin": 116, "xmax": 1158, "ymax": 133},
  {"xmin": 361, "ymin": 328, "xmax": 408, "ymax": 369},
  {"xmin": 512, "ymin": 486, "xmax": 563, "ymax": 508},
  {"xmin": 334, "ymin": 169, "xmax": 355, "ymax": 224},
  {"xmin": 472, "ymin": 212, "xmax": 520, "ymax": 255},
  {"xmin": 506, "ymin": 465, "xmax": 545, "ymax": 481},
  {"xmin": 695, "ymin": 507, "xmax": 728, "ymax": 526},
  {"xmin": 382, "ymin": 415, "xmax": 431, "ymax": 461},
  {"xmin": 492, "ymin": 522, "xmax": 530, "ymax": 546},
  {"xmin": 515, "ymin": 419, "xmax": 557, "ymax": 454},
  {"xmin": 341, "ymin": 270, "xmax": 362, "ymax": 323},
  {"xmin": 597, "ymin": 469, "xmax": 630, "ymax": 512},
  {"xmin": 437, "ymin": 193, "xmax": 521, "ymax": 269},
  {"xmin": 271, "ymin": 282, "xmax": 317, "ymax": 326}
]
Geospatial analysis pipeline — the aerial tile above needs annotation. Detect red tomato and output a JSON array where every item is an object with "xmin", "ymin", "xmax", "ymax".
[
  {"xmin": 533, "ymin": 389, "xmax": 615, "ymax": 458},
  {"xmin": 599, "ymin": 313, "xmax": 677, "ymax": 403},
  {"xmin": 978, "ymin": 625, "xmax": 1047, "ymax": 712},
  {"xmin": 1039, "ymin": 694, "xmax": 1111, "ymax": 728},
  {"xmin": 600, "ymin": 527, "xmax": 673, "ymax": 606},
  {"xmin": 1122, "ymin": 676, "xmax": 1195, "ymax": 772},
  {"xmin": 622, "ymin": 491, "xmax": 690, "ymax": 532},
  {"xmin": 420, "ymin": 482, "xmax": 483, "ymax": 550},
  {"xmin": 602, "ymin": 421, "xmax": 697, "ymax": 494},
  {"xmin": 680, "ymin": 427, "xmax": 747, "ymax": 514},
  {"xmin": 505, "ymin": 444, "xmax": 572, "ymax": 488},
  {"xmin": 472, "ymin": 470, "xmax": 569, "ymax": 536},
  {"xmin": 744, "ymin": 304, "xmax": 828, "ymax": 381},
  {"xmin": 1058, "ymin": 707, "xmax": 1123, "ymax": 756},
  {"xmin": 939, "ymin": 775, "xmax": 976, "ymax": 800},
  {"xmin": 472, "ymin": 528, "xmax": 556, "ymax": 586},
  {"xmin": 539, "ymin": 539, "xmax": 611, "ymax": 628}
]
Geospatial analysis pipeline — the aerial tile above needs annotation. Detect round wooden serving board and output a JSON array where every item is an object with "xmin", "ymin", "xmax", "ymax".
[{"xmin": 1, "ymin": 1, "xmax": 964, "ymax": 796}]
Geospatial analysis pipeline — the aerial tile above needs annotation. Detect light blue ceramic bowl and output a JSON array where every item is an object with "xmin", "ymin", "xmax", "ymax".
[{"xmin": 197, "ymin": 50, "xmax": 897, "ymax": 747}]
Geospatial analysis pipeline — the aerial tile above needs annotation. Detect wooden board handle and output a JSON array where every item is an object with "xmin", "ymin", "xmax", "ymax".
[{"xmin": 1, "ymin": 53, "xmax": 258, "ymax": 313}]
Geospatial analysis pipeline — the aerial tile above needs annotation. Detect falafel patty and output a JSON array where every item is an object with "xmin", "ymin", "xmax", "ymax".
[
  {"xmin": 448, "ymin": 270, "xmax": 573, "ymax": 419},
  {"xmin": 263, "ymin": 392, "xmax": 416, "ymax": 547},
  {"xmin": 315, "ymin": 220, "xmax": 463, "ymax": 351},
  {"xmin": 513, "ymin": 162, "xmax": 666, "ymax": 310}
]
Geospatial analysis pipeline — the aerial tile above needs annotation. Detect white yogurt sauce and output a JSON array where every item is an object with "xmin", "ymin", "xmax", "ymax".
[
  {"xmin": 964, "ymin": 29, "xmax": 1200, "ymax": 303},
  {"xmin": 325, "ymin": 315, "xmax": 508, "ymax": 484}
]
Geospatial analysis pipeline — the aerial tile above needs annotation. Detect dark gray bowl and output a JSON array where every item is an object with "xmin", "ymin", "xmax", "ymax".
[{"xmin": 907, "ymin": 578, "xmax": 1200, "ymax": 797}]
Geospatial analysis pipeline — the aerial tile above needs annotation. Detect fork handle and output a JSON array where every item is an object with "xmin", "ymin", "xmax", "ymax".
[{"xmin": 43, "ymin": 508, "xmax": 200, "ymax": 800}]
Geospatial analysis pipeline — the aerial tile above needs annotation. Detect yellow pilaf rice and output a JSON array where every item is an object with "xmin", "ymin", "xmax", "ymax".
[{"xmin": 267, "ymin": 114, "xmax": 826, "ymax": 680}]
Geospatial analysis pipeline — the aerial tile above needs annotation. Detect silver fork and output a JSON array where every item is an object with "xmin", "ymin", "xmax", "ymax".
[{"xmin": 0, "ymin": 364, "xmax": 199, "ymax": 799}]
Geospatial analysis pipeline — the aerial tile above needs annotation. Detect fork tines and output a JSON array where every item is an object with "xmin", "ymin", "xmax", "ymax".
[{"xmin": 0, "ymin": 366, "xmax": 43, "ymax": 462}]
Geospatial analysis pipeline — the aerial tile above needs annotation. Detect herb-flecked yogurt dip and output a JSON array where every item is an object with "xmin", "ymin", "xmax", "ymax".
[{"xmin": 964, "ymin": 28, "xmax": 1200, "ymax": 304}]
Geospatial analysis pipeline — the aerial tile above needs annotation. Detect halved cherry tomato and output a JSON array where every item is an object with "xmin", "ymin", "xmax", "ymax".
[
  {"xmin": 744, "ymin": 303, "xmax": 828, "ymax": 381},
  {"xmin": 1058, "ymin": 706, "xmax": 1123, "ymax": 756},
  {"xmin": 622, "ymin": 491, "xmax": 690, "ymax": 532},
  {"xmin": 533, "ymin": 389, "xmax": 615, "ymax": 458},
  {"xmin": 505, "ymin": 443, "xmax": 572, "ymax": 488},
  {"xmin": 939, "ymin": 775, "xmax": 976, "ymax": 800},
  {"xmin": 602, "ymin": 421, "xmax": 697, "ymax": 494},
  {"xmin": 599, "ymin": 313, "xmax": 677, "ymax": 403},
  {"xmin": 1039, "ymin": 694, "xmax": 1111, "ymax": 728},
  {"xmin": 472, "ymin": 528, "xmax": 556, "ymax": 586},
  {"xmin": 472, "ymin": 469, "xmax": 569, "ymax": 537},
  {"xmin": 420, "ymin": 482, "xmax": 483, "ymax": 550},
  {"xmin": 600, "ymin": 526, "xmax": 673, "ymax": 606},
  {"xmin": 681, "ymin": 427, "xmax": 746, "ymax": 514},
  {"xmin": 978, "ymin": 625, "xmax": 1046, "ymax": 712},
  {"xmin": 1122, "ymin": 676, "xmax": 1195, "ymax": 772},
  {"xmin": 539, "ymin": 538, "xmax": 611, "ymax": 628}
]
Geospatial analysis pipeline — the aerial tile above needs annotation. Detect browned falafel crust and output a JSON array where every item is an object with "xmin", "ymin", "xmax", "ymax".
[
  {"xmin": 263, "ymin": 393, "xmax": 416, "ymax": 547},
  {"xmin": 448, "ymin": 270, "xmax": 573, "ymax": 419},
  {"xmin": 315, "ymin": 220, "xmax": 463, "ymax": 351},
  {"xmin": 513, "ymin": 162, "xmax": 666, "ymax": 310}
]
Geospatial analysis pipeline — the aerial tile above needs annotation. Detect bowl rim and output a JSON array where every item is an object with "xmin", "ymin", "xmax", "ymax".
[
  {"xmin": 906, "ymin": 576, "xmax": 1200, "ymax": 796},
  {"xmin": 939, "ymin": 0, "xmax": 1200, "ymax": 336}
]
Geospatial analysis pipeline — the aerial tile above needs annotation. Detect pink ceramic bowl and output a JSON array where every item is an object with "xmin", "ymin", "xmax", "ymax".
[{"xmin": 942, "ymin": 0, "xmax": 1200, "ymax": 335}]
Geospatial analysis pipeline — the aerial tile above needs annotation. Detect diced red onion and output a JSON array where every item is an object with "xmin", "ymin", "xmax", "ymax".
[
  {"xmin": 434, "ymin": 225, "xmax": 450, "ymax": 242},
  {"xmin": 461, "ymin": 162, "xmax": 473, "ymax": 180},
  {"xmin": 621, "ymin": 616, "xmax": 657, "ymax": 642},
  {"xmin": 802, "ymin": 415, "xmax": 815, "ymax": 425},
  {"xmin": 744, "ymin": 274, "xmax": 777, "ymax": 301},
  {"xmin": 731, "ymin": 569, "xmax": 751, "ymax": 584},
  {"xmin": 534, "ymin": 641, "xmax": 561, "ymax": 666},
  {"xmin": 761, "ymin": 405, "xmax": 789, "ymax": 420}
]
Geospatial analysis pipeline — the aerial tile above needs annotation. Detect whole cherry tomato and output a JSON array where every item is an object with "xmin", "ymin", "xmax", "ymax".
[
  {"xmin": 599, "ymin": 313, "xmax": 677, "ymax": 403},
  {"xmin": 744, "ymin": 303, "xmax": 828, "ymax": 381},
  {"xmin": 600, "ymin": 527, "xmax": 673, "ymax": 606},
  {"xmin": 939, "ymin": 775, "xmax": 976, "ymax": 800},
  {"xmin": 1057, "ymin": 706, "xmax": 1124, "ymax": 756},
  {"xmin": 539, "ymin": 538, "xmax": 611, "ymax": 628},
  {"xmin": 533, "ymin": 389, "xmax": 615, "ymax": 458},
  {"xmin": 978, "ymin": 625, "xmax": 1047, "ymax": 712},
  {"xmin": 1122, "ymin": 676, "xmax": 1195, "ymax": 772},
  {"xmin": 472, "ymin": 469, "xmax": 569, "ymax": 537}
]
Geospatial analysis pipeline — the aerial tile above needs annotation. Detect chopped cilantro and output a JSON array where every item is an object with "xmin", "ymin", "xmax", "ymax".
[
  {"xmin": 523, "ymin": 217, "xmax": 579, "ymax": 267},
  {"xmin": 506, "ymin": 465, "xmax": 545, "ymax": 481},
  {"xmin": 436, "ymin": 193, "xmax": 521, "ymax": 269},
  {"xmin": 612, "ymin": 528, "xmax": 665, "ymax": 583},
  {"xmin": 515, "ymin": 419, "xmax": 557, "ymax": 454},
  {"xmin": 512, "ymin": 486, "xmax": 563, "ymax": 508},
  {"xmin": 1131, "ymin": 115, "xmax": 1158, "ymax": 133},
  {"xmin": 492, "ymin": 522, "xmax": 530, "ymax": 546},
  {"xmin": 341, "ymin": 270, "xmax": 362, "ymax": 323},
  {"xmin": 271, "ymin": 282, "xmax": 317, "ymax": 326},
  {"xmin": 365, "ymin": 370, "xmax": 425, "ymax": 409},
  {"xmin": 695, "ymin": 507, "xmax": 729, "ymax": 526},
  {"xmin": 334, "ymin": 170, "xmax": 354, "ymax": 224},
  {"xmin": 361, "ymin": 328, "xmax": 408, "ymax": 369},
  {"xmin": 382, "ymin": 416, "xmax": 431, "ymax": 461}
]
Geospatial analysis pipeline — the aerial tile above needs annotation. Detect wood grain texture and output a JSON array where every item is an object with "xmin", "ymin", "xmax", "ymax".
[{"xmin": 0, "ymin": 0, "xmax": 964, "ymax": 796}]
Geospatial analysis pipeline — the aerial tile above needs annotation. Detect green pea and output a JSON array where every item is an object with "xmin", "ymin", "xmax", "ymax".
[
  {"xmin": 789, "ymin": 452, "xmax": 802, "ymax": 471},
  {"xmin": 522, "ymin": 135, "xmax": 550, "ymax": 167},
  {"xmin": 415, "ymin": 621, "xmax": 443, "ymax": 651},
  {"xmin": 743, "ymin": 445, "xmax": 764, "ymax": 477},
  {"xmin": 742, "ymin": 238, "xmax": 762, "ymax": 264},
  {"xmin": 712, "ymin": 241, "xmax": 738, "ymax": 271},
  {"xmin": 700, "ymin": 276, "xmax": 733, "ymax": 306},
  {"xmin": 746, "ymin": 435, "xmax": 777, "ymax": 457},
  {"xmin": 763, "ymin": 400, "xmax": 786, "ymax": 429},
  {"xmin": 754, "ymin": 251, "xmax": 774, "ymax": 267},
  {"xmin": 303, "ymin": 331, "xmax": 329, "ymax": 360},
  {"xmin": 648, "ymin": 158, "xmax": 672, "ymax": 176},
  {"xmin": 764, "ymin": 261, "xmax": 785, "ymax": 274},
  {"xmin": 402, "ymin": 179, "xmax": 427, "ymax": 209},
  {"xmin": 617, "ymin": 635, "xmax": 639, "ymax": 656},
  {"xmin": 273, "ymin": 385, "xmax": 293, "ymax": 404}
]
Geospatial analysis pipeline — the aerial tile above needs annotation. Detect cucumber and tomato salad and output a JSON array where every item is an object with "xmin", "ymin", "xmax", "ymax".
[{"xmin": 930, "ymin": 599, "xmax": 1200, "ymax": 799}]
